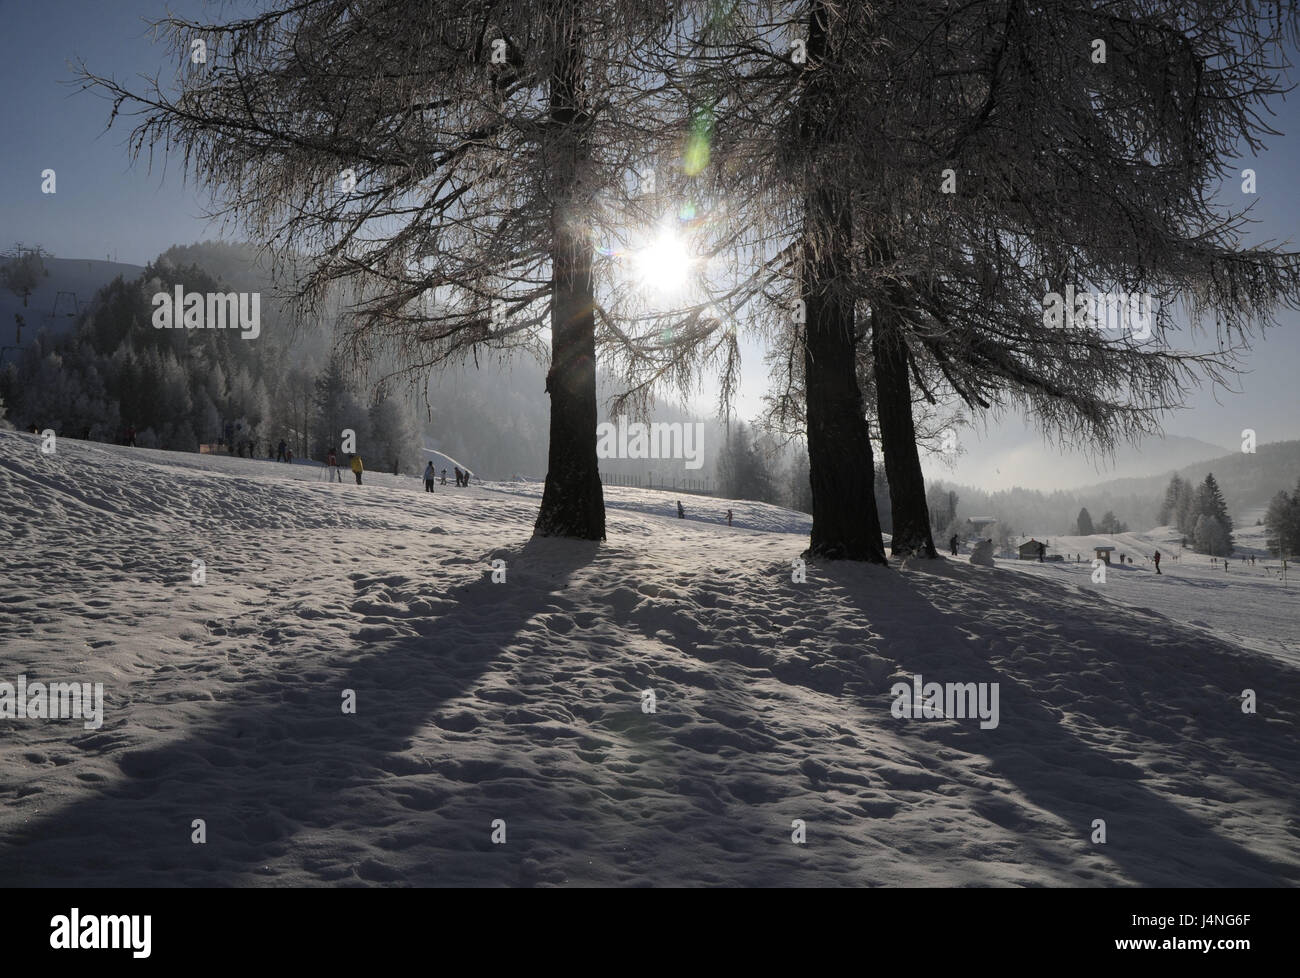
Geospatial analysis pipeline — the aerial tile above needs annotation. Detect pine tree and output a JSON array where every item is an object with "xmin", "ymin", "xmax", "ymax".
[
  {"xmin": 368, "ymin": 396, "xmax": 421, "ymax": 476},
  {"xmin": 718, "ymin": 423, "xmax": 777, "ymax": 504},
  {"xmin": 1195, "ymin": 514, "xmax": 1230, "ymax": 557},
  {"xmin": 1194, "ymin": 473, "xmax": 1235, "ymax": 552},
  {"xmin": 927, "ymin": 484, "xmax": 960, "ymax": 540},
  {"xmin": 783, "ymin": 447, "xmax": 814, "ymax": 515},
  {"xmin": 1076, "ymin": 507, "xmax": 1095, "ymax": 535},
  {"xmin": 313, "ymin": 355, "xmax": 352, "ymax": 460},
  {"xmin": 1175, "ymin": 479, "xmax": 1198, "ymax": 537},
  {"xmin": 1158, "ymin": 475, "xmax": 1186, "ymax": 526},
  {"xmin": 1263, "ymin": 484, "xmax": 1300, "ymax": 558}
]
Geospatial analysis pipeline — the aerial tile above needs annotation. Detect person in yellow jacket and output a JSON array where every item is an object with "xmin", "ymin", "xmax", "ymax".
[{"xmin": 349, "ymin": 453, "xmax": 364, "ymax": 485}]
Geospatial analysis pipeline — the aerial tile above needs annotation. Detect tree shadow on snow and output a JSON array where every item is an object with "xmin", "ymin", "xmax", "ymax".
[
  {"xmin": 0, "ymin": 536, "xmax": 602, "ymax": 886},
  {"xmin": 823, "ymin": 558, "xmax": 1300, "ymax": 886}
]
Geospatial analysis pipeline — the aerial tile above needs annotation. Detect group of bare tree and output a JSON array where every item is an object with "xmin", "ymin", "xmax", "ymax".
[{"xmin": 80, "ymin": 0, "xmax": 1300, "ymax": 561}]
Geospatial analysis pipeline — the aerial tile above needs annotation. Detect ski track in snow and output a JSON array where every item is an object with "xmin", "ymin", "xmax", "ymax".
[{"xmin": 0, "ymin": 429, "xmax": 1296, "ymax": 886}]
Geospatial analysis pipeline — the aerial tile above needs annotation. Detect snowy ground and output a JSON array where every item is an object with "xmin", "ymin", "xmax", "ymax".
[
  {"xmin": 997, "ymin": 528, "xmax": 1300, "ymax": 667},
  {"xmin": 0, "ymin": 429, "xmax": 1296, "ymax": 886}
]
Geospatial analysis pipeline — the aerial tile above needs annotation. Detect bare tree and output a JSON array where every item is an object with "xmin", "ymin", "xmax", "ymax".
[
  {"xmin": 613, "ymin": 0, "xmax": 1300, "ymax": 563},
  {"xmin": 839, "ymin": 0, "xmax": 1300, "ymax": 558},
  {"xmin": 79, "ymin": 0, "xmax": 688, "ymax": 540}
]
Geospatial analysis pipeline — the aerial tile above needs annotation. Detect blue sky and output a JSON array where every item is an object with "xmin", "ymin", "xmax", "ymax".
[{"xmin": 2, "ymin": 0, "xmax": 1297, "ymax": 474}]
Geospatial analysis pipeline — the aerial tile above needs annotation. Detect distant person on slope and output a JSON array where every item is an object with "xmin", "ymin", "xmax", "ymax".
[
  {"xmin": 454, "ymin": 466, "xmax": 463, "ymax": 487},
  {"xmin": 677, "ymin": 500, "xmax": 685, "ymax": 519},
  {"xmin": 949, "ymin": 534, "xmax": 959, "ymax": 556},
  {"xmin": 1038, "ymin": 541, "xmax": 1046, "ymax": 562},
  {"xmin": 1153, "ymin": 550, "xmax": 1161, "ymax": 575},
  {"xmin": 286, "ymin": 446, "xmax": 294, "ymax": 465},
  {"xmin": 327, "ymin": 448, "xmax": 342, "ymax": 483},
  {"xmin": 277, "ymin": 439, "xmax": 287, "ymax": 462},
  {"xmin": 424, "ymin": 461, "xmax": 436, "ymax": 493},
  {"xmin": 350, "ymin": 453, "xmax": 364, "ymax": 485},
  {"xmin": 441, "ymin": 468, "xmax": 448, "ymax": 485},
  {"xmin": 726, "ymin": 509, "xmax": 733, "ymax": 527},
  {"xmin": 126, "ymin": 424, "xmax": 136, "ymax": 448}
]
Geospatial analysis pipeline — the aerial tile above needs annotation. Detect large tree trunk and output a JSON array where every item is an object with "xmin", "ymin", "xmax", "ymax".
[
  {"xmin": 535, "ymin": 29, "xmax": 606, "ymax": 541},
  {"xmin": 799, "ymin": 1, "xmax": 887, "ymax": 564},
  {"xmin": 872, "ymin": 294, "xmax": 937, "ymax": 558}
]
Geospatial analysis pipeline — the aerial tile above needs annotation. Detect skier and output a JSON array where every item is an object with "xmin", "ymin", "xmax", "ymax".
[
  {"xmin": 1153, "ymin": 550, "xmax": 1161, "ymax": 575},
  {"xmin": 441, "ymin": 468, "xmax": 448, "ymax": 485},
  {"xmin": 286, "ymin": 446, "xmax": 294, "ymax": 465},
  {"xmin": 454, "ymin": 466, "xmax": 463, "ymax": 487},
  {"xmin": 677, "ymin": 500, "xmax": 685, "ymax": 519},
  {"xmin": 350, "ymin": 453, "xmax": 364, "ymax": 485},
  {"xmin": 277, "ymin": 439, "xmax": 287, "ymax": 462},
  {"xmin": 424, "ymin": 461, "xmax": 436, "ymax": 493},
  {"xmin": 949, "ymin": 534, "xmax": 959, "ymax": 556},
  {"xmin": 1038, "ymin": 541, "xmax": 1046, "ymax": 562},
  {"xmin": 726, "ymin": 509, "xmax": 733, "ymax": 527},
  {"xmin": 327, "ymin": 448, "xmax": 343, "ymax": 483},
  {"xmin": 126, "ymin": 424, "xmax": 136, "ymax": 448}
]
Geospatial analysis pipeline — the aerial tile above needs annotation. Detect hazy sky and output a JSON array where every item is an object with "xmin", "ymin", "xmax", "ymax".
[{"xmin": 2, "ymin": 0, "xmax": 1298, "ymax": 484}]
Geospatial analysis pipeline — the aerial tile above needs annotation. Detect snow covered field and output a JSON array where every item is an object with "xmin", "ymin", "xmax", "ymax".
[
  {"xmin": 998, "ymin": 528, "xmax": 1299, "ymax": 667},
  {"xmin": 1, "ymin": 429, "xmax": 1296, "ymax": 886}
]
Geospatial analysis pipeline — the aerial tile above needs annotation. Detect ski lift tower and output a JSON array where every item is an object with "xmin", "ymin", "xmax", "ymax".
[
  {"xmin": 0, "ymin": 312, "xmax": 23, "ymax": 366},
  {"xmin": 48, "ymin": 291, "xmax": 83, "ymax": 323}
]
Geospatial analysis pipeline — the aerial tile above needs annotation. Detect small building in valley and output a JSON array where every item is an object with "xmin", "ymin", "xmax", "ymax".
[{"xmin": 1018, "ymin": 539, "xmax": 1047, "ymax": 560}]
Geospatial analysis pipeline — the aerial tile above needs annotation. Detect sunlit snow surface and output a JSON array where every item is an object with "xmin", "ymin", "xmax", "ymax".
[{"xmin": 0, "ymin": 429, "xmax": 1295, "ymax": 886}]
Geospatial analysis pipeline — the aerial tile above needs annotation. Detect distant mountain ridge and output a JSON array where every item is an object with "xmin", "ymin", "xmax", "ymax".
[
  {"xmin": 930, "ymin": 440, "xmax": 1300, "ymax": 534},
  {"xmin": 1077, "ymin": 439, "xmax": 1300, "ymax": 517},
  {"xmin": 926, "ymin": 431, "xmax": 1233, "ymax": 491}
]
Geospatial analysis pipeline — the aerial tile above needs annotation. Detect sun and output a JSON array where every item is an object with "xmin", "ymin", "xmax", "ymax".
[{"xmin": 635, "ymin": 226, "xmax": 693, "ymax": 298}]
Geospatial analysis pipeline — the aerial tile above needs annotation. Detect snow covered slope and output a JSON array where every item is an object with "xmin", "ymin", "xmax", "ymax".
[
  {"xmin": 0, "ymin": 429, "xmax": 1296, "ymax": 886},
  {"xmin": 1001, "ymin": 529, "xmax": 1299, "ymax": 666}
]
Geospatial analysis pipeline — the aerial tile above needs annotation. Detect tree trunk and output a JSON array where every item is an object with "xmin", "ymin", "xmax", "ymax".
[
  {"xmin": 872, "ymin": 295, "xmax": 938, "ymax": 558},
  {"xmin": 534, "ymin": 29, "xmax": 606, "ymax": 541},
  {"xmin": 799, "ymin": 2, "xmax": 887, "ymax": 564}
]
